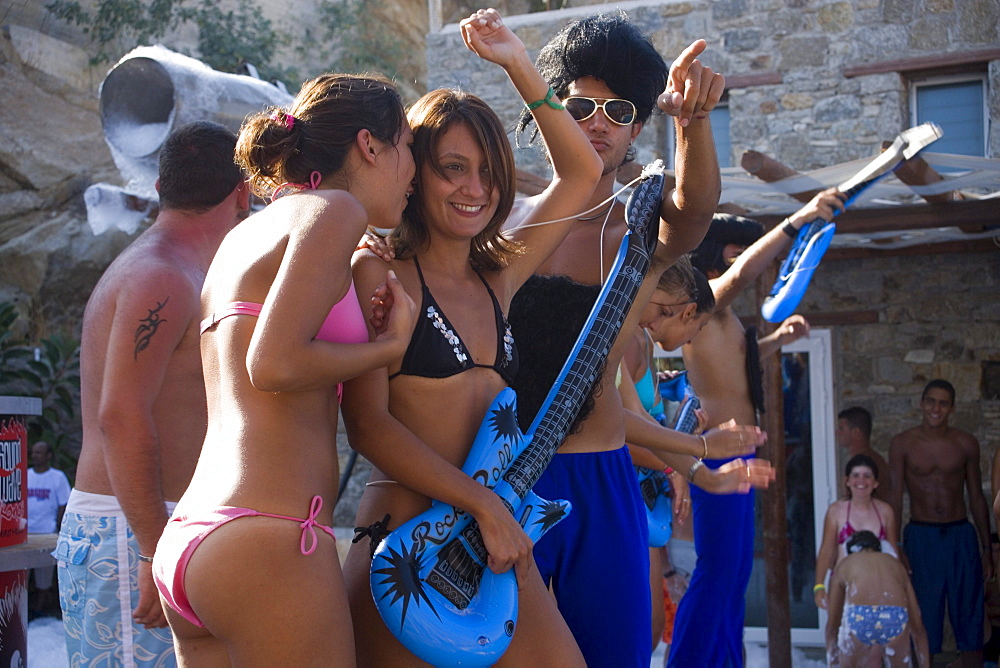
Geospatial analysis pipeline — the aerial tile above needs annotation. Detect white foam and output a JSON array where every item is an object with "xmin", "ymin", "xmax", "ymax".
[
  {"xmin": 84, "ymin": 183, "xmax": 151, "ymax": 236},
  {"xmin": 28, "ymin": 616, "xmax": 67, "ymax": 667},
  {"xmin": 104, "ymin": 121, "xmax": 170, "ymax": 159}
]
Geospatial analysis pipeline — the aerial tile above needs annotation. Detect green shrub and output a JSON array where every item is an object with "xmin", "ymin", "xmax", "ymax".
[{"xmin": 0, "ymin": 302, "xmax": 81, "ymax": 480}]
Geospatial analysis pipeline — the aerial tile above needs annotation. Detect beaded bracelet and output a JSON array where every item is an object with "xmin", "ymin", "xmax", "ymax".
[
  {"xmin": 663, "ymin": 466, "xmax": 675, "ymax": 476},
  {"xmin": 526, "ymin": 87, "xmax": 565, "ymax": 111}
]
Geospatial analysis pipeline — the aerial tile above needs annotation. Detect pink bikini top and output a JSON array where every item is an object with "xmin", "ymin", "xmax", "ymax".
[
  {"xmin": 837, "ymin": 498, "xmax": 887, "ymax": 544},
  {"xmin": 200, "ymin": 280, "xmax": 369, "ymax": 399}
]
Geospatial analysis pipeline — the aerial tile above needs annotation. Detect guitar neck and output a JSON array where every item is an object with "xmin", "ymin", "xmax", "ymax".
[{"xmin": 673, "ymin": 395, "xmax": 701, "ymax": 434}]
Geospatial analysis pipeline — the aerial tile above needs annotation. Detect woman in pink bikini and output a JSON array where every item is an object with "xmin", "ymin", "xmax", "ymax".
[
  {"xmin": 149, "ymin": 73, "xmax": 424, "ymax": 664},
  {"xmin": 814, "ymin": 453, "xmax": 900, "ymax": 609}
]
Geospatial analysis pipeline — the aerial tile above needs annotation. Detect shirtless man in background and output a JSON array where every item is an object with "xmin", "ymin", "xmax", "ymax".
[
  {"xmin": 836, "ymin": 406, "xmax": 889, "ymax": 503},
  {"xmin": 889, "ymin": 378, "xmax": 991, "ymax": 668}
]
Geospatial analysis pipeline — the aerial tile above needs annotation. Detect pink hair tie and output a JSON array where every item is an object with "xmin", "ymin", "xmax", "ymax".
[{"xmin": 269, "ymin": 110, "xmax": 296, "ymax": 131}]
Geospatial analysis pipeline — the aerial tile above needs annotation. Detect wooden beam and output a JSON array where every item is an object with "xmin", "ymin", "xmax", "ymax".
[
  {"xmin": 881, "ymin": 141, "xmax": 962, "ymax": 203},
  {"xmin": 842, "ymin": 48, "xmax": 1000, "ymax": 78},
  {"xmin": 826, "ymin": 237, "xmax": 999, "ymax": 260},
  {"xmin": 752, "ymin": 198, "xmax": 998, "ymax": 234},
  {"xmin": 755, "ymin": 270, "xmax": 792, "ymax": 668},
  {"xmin": 516, "ymin": 168, "xmax": 549, "ymax": 196},
  {"xmin": 740, "ymin": 310, "xmax": 879, "ymax": 328},
  {"xmin": 740, "ymin": 151, "xmax": 820, "ymax": 202}
]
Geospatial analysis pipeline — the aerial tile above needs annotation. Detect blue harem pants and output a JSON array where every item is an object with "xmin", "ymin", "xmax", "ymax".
[
  {"xmin": 533, "ymin": 445, "xmax": 651, "ymax": 667},
  {"xmin": 669, "ymin": 456, "xmax": 755, "ymax": 667}
]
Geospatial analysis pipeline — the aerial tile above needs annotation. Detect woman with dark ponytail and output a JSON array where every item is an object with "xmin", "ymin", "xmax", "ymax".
[{"xmin": 151, "ymin": 72, "xmax": 419, "ymax": 664}]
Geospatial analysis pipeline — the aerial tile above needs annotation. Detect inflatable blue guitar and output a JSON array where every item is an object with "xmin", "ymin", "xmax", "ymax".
[
  {"xmin": 761, "ymin": 122, "xmax": 943, "ymax": 323},
  {"xmin": 370, "ymin": 163, "xmax": 666, "ymax": 666},
  {"xmin": 636, "ymin": 371, "xmax": 701, "ymax": 547}
]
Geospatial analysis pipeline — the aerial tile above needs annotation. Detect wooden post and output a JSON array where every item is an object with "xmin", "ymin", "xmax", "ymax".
[{"xmin": 755, "ymin": 266, "xmax": 792, "ymax": 666}]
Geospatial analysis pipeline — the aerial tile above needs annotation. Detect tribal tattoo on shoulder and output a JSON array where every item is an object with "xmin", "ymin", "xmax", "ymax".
[{"xmin": 134, "ymin": 297, "xmax": 169, "ymax": 360}]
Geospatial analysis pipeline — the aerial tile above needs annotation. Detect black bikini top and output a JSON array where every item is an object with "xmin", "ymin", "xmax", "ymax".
[{"xmin": 390, "ymin": 257, "xmax": 518, "ymax": 384}]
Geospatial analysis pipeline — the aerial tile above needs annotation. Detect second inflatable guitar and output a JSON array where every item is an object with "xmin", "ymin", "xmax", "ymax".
[
  {"xmin": 636, "ymin": 371, "xmax": 701, "ymax": 547},
  {"xmin": 761, "ymin": 122, "xmax": 942, "ymax": 323}
]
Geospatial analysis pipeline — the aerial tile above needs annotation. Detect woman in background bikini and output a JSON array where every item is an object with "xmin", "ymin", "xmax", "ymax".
[{"xmin": 814, "ymin": 453, "xmax": 900, "ymax": 609}]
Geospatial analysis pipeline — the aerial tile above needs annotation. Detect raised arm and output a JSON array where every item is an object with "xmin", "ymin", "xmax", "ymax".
[
  {"xmin": 654, "ymin": 40, "xmax": 724, "ymax": 264},
  {"xmin": 710, "ymin": 187, "xmax": 846, "ymax": 311},
  {"xmin": 757, "ymin": 315, "xmax": 810, "ymax": 359},
  {"xmin": 460, "ymin": 9, "xmax": 601, "ymax": 291}
]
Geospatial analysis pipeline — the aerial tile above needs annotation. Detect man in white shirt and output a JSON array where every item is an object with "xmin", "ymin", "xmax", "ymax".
[{"xmin": 27, "ymin": 440, "xmax": 71, "ymax": 618}]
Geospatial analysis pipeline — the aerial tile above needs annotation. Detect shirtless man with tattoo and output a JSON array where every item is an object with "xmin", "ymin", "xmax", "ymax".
[
  {"xmin": 889, "ymin": 378, "xmax": 992, "ymax": 668},
  {"xmin": 56, "ymin": 122, "xmax": 248, "ymax": 667}
]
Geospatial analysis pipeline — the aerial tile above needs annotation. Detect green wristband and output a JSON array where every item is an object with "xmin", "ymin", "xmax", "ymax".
[{"xmin": 526, "ymin": 87, "xmax": 565, "ymax": 111}]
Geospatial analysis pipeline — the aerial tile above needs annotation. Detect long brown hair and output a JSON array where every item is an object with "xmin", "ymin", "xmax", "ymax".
[{"xmin": 390, "ymin": 88, "xmax": 519, "ymax": 272}]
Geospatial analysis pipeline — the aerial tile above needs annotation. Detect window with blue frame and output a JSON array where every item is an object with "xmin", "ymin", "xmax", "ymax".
[
  {"xmin": 911, "ymin": 75, "xmax": 987, "ymax": 157},
  {"xmin": 659, "ymin": 100, "xmax": 732, "ymax": 169},
  {"xmin": 711, "ymin": 103, "xmax": 731, "ymax": 168}
]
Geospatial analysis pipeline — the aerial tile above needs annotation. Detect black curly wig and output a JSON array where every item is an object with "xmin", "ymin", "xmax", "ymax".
[
  {"xmin": 516, "ymin": 11, "xmax": 667, "ymax": 144},
  {"xmin": 688, "ymin": 213, "xmax": 765, "ymax": 277}
]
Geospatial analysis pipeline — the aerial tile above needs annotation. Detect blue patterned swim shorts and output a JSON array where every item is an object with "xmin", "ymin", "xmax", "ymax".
[
  {"xmin": 843, "ymin": 603, "xmax": 908, "ymax": 645},
  {"xmin": 54, "ymin": 490, "xmax": 176, "ymax": 667}
]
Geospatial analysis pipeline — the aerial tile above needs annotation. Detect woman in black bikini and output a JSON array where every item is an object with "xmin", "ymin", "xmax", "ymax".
[{"xmin": 341, "ymin": 9, "xmax": 601, "ymax": 666}]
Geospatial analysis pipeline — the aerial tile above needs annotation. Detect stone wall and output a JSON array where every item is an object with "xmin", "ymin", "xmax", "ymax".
[{"xmin": 429, "ymin": 0, "xmax": 1000, "ymax": 171}]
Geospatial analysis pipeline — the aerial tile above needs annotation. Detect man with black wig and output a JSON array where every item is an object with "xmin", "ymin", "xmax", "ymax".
[
  {"xmin": 505, "ymin": 12, "xmax": 774, "ymax": 666},
  {"xmin": 670, "ymin": 192, "xmax": 844, "ymax": 665}
]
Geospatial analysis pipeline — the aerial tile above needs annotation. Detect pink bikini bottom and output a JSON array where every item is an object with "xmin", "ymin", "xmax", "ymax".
[{"xmin": 152, "ymin": 495, "xmax": 336, "ymax": 627}]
